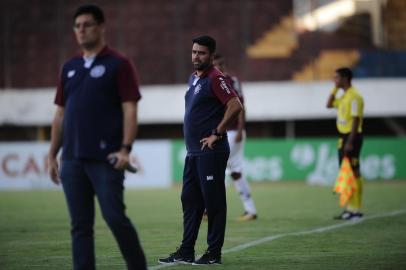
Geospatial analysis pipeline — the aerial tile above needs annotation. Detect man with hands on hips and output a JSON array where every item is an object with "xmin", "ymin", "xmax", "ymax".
[{"xmin": 159, "ymin": 35, "xmax": 242, "ymax": 266}]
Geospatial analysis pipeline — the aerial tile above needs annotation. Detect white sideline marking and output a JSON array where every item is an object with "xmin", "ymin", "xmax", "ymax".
[{"xmin": 149, "ymin": 209, "xmax": 406, "ymax": 270}]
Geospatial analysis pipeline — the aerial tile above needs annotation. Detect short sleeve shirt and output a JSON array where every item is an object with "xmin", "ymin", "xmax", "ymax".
[
  {"xmin": 54, "ymin": 46, "xmax": 141, "ymax": 160},
  {"xmin": 333, "ymin": 87, "xmax": 364, "ymax": 134},
  {"xmin": 226, "ymin": 74, "xmax": 243, "ymax": 130}
]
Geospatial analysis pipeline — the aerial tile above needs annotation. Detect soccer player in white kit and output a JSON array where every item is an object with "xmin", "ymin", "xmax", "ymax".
[{"xmin": 214, "ymin": 54, "xmax": 257, "ymax": 221}]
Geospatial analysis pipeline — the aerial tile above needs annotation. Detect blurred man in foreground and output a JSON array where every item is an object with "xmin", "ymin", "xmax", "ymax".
[
  {"xmin": 327, "ymin": 67, "xmax": 365, "ymax": 221},
  {"xmin": 48, "ymin": 4, "xmax": 146, "ymax": 269},
  {"xmin": 159, "ymin": 35, "xmax": 242, "ymax": 265},
  {"xmin": 213, "ymin": 54, "xmax": 258, "ymax": 221}
]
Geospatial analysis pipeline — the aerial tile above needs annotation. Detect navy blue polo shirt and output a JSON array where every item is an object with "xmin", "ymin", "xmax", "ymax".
[
  {"xmin": 55, "ymin": 46, "xmax": 141, "ymax": 161},
  {"xmin": 184, "ymin": 65, "xmax": 238, "ymax": 156}
]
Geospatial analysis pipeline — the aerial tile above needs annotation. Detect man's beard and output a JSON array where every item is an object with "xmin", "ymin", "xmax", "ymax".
[{"xmin": 194, "ymin": 60, "xmax": 210, "ymax": 71}]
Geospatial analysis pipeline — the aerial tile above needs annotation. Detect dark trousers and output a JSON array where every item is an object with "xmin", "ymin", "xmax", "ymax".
[
  {"xmin": 60, "ymin": 159, "xmax": 146, "ymax": 270},
  {"xmin": 338, "ymin": 133, "xmax": 363, "ymax": 174},
  {"xmin": 180, "ymin": 152, "xmax": 229, "ymax": 256}
]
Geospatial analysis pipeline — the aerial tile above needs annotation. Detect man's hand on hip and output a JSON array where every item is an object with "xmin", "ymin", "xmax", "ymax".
[{"xmin": 200, "ymin": 135, "xmax": 220, "ymax": 150}]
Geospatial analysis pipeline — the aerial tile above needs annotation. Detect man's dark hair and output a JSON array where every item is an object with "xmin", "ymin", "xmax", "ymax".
[
  {"xmin": 74, "ymin": 4, "xmax": 105, "ymax": 24},
  {"xmin": 336, "ymin": 67, "xmax": 353, "ymax": 82},
  {"xmin": 192, "ymin": 35, "xmax": 216, "ymax": 54}
]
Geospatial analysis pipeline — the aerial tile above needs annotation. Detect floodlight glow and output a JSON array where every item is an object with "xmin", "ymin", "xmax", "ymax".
[{"xmin": 299, "ymin": 0, "xmax": 357, "ymax": 31}]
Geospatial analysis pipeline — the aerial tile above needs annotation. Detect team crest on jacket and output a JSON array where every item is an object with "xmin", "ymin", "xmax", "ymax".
[
  {"xmin": 90, "ymin": 65, "xmax": 106, "ymax": 78},
  {"xmin": 194, "ymin": 84, "xmax": 202, "ymax": 95},
  {"xmin": 67, "ymin": 70, "xmax": 75, "ymax": 78}
]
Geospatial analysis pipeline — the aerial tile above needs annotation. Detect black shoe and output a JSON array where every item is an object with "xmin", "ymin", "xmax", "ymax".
[
  {"xmin": 334, "ymin": 210, "xmax": 352, "ymax": 220},
  {"xmin": 158, "ymin": 248, "xmax": 194, "ymax": 264},
  {"xmin": 192, "ymin": 250, "xmax": 222, "ymax": 265},
  {"xmin": 334, "ymin": 211, "xmax": 364, "ymax": 220},
  {"xmin": 351, "ymin": 212, "xmax": 364, "ymax": 220}
]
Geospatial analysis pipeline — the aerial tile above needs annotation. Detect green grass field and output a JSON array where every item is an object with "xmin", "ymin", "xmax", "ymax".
[{"xmin": 1, "ymin": 181, "xmax": 406, "ymax": 270}]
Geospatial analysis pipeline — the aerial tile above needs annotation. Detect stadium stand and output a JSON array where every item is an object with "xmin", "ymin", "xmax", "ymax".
[
  {"xmin": 0, "ymin": 0, "xmax": 405, "ymax": 141},
  {"xmin": 1, "ymin": 0, "xmax": 405, "ymax": 88},
  {"xmin": 354, "ymin": 50, "xmax": 406, "ymax": 78},
  {"xmin": 383, "ymin": 0, "xmax": 406, "ymax": 50},
  {"xmin": 293, "ymin": 49, "xmax": 360, "ymax": 81},
  {"xmin": 246, "ymin": 15, "xmax": 298, "ymax": 58},
  {"xmin": 0, "ymin": 0, "xmax": 293, "ymax": 87}
]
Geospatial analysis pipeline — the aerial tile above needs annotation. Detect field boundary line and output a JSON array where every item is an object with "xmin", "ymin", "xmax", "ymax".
[{"xmin": 149, "ymin": 209, "xmax": 406, "ymax": 270}]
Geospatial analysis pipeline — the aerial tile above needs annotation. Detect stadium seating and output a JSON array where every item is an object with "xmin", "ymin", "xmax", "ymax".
[
  {"xmin": 246, "ymin": 15, "xmax": 298, "ymax": 58},
  {"xmin": 353, "ymin": 50, "xmax": 406, "ymax": 78},
  {"xmin": 0, "ymin": 0, "xmax": 405, "ymax": 88},
  {"xmin": 383, "ymin": 0, "xmax": 406, "ymax": 50},
  {"xmin": 293, "ymin": 50, "xmax": 360, "ymax": 81}
]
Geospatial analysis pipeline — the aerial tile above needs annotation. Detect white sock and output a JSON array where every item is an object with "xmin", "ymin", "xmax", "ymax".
[{"xmin": 233, "ymin": 175, "xmax": 257, "ymax": 215}]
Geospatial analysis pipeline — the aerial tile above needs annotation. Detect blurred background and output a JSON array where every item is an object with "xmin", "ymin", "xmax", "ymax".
[{"xmin": 0, "ymin": 0, "xmax": 405, "ymax": 189}]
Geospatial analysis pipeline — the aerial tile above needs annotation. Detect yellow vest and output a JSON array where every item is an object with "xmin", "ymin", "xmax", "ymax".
[{"xmin": 333, "ymin": 87, "xmax": 364, "ymax": 134}]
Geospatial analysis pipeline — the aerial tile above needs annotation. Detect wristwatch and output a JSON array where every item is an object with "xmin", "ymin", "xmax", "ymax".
[
  {"xmin": 121, "ymin": 144, "xmax": 132, "ymax": 153},
  {"xmin": 211, "ymin": 129, "xmax": 224, "ymax": 139}
]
